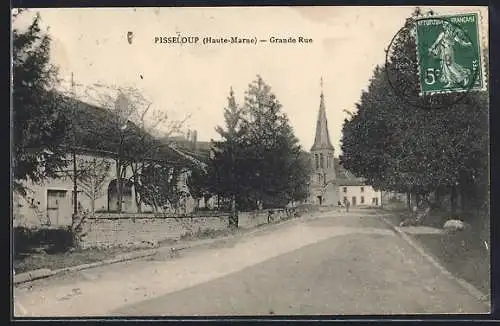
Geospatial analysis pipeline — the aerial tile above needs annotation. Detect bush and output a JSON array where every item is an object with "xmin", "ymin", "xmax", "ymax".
[{"xmin": 14, "ymin": 226, "xmax": 75, "ymax": 257}]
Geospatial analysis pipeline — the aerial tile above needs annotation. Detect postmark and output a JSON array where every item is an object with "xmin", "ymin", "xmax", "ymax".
[{"xmin": 415, "ymin": 13, "xmax": 484, "ymax": 96}]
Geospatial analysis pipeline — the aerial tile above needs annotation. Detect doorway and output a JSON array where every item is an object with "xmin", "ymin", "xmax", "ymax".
[
  {"xmin": 317, "ymin": 196, "xmax": 323, "ymax": 205},
  {"xmin": 47, "ymin": 189, "xmax": 71, "ymax": 225},
  {"xmin": 352, "ymin": 196, "xmax": 357, "ymax": 206}
]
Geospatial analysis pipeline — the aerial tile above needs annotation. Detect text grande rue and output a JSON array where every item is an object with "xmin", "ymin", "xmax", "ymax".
[{"xmin": 154, "ymin": 35, "xmax": 313, "ymax": 45}]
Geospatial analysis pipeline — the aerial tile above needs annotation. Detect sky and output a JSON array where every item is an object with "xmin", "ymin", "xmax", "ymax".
[{"xmin": 12, "ymin": 6, "xmax": 488, "ymax": 155}]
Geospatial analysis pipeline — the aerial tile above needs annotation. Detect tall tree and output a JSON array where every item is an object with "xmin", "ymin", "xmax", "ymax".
[
  {"xmin": 12, "ymin": 12, "xmax": 71, "ymax": 195},
  {"xmin": 340, "ymin": 8, "xmax": 489, "ymax": 220},
  {"xmin": 127, "ymin": 96, "xmax": 188, "ymax": 213},
  {"xmin": 211, "ymin": 76, "xmax": 309, "ymax": 213},
  {"xmin": 286, "ymin": 150, "xmax": 312, "ymax": 205},
  {"xmin": 240, "ymin": 75, "xmax": 307, "ymax": 208},
  {"xmin": 210, "ymin": 87, "xmax": 246, "ymax": 225}
]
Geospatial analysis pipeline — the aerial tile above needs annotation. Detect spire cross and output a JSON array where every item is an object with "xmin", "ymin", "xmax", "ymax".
[{"xmin": 320, "ymin": 77, "xmax": 323, "ymax": 90}]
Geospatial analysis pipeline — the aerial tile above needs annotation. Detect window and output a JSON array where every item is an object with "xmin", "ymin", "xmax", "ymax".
[
  {"xmin": 343, "ymin": 187, "xmax": 347, "ymax": 193},
  {"xmin": 318, "ymin": 173, "xmax": 322, "ymax": 183},
  {"xmin": 328, "ymin": 153, "xmax": 333, "ymax": 169},
  {"xmin": 360, "ymin": 196, "xmax": 365, "ymax": 204},
  {"xmin": 320, "ymin": 153, "xmax": 324, "ymax": 168},
  {"xmin": 315, "ymin": 154, "xmax": 319, "ymax": 169},
  {"xmin": 343, "ymin": 196, "xmax": 347, "ymax": 203},
  {"xmin": 360, "ymin": 187, "xmax": 364, "ymax": 193}
]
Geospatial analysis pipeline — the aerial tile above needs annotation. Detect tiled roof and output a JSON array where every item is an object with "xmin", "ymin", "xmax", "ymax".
[
  {"xmin": 336, "ymin": 179, "xmax": 367, "ymax": 186},
  {"xmin": 332, "ymin": 158, "xmax": 360, "ymax": 180},
  {"xmin": 59, "ymin": 95, "xmax": 199, "ymax": 166}
]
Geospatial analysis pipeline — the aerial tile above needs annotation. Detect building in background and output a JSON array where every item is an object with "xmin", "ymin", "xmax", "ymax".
[
  {"xmin": 307, "ymin": 80, "xmax": 381, "ymax": 207},
  {"xmin": 13, "ymin": 98, "xmax": 207, "ymax": 227}
]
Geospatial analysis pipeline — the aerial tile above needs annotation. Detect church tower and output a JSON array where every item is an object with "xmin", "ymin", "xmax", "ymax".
[{"xmin": 309, "ymin": 78, "xmax": 337, "ymax": 205}]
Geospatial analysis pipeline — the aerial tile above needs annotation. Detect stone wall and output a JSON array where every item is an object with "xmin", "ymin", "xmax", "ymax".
[
  {"xmin": 81, "ymin": 216, "xmax": 229, "ymax": 249},
  {"xmin": 14, "ymin": 204, "xmax": 316, "ymax": 250},
  {"xmin": 238, "ymin": 210, "xmax": 291, "ymax": 228},
  {"xmin": 79, "ymin": 207, "xmax": 310, "ymax": 249}
]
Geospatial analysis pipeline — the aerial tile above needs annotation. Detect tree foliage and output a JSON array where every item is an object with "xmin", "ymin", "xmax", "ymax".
[
  {"xmin": 186, "ymin": 166, "xmax": 211, "ymax": 206},
  {"xmin": 340, "ymin": 8, "xmax": 489, "ymax": 217},
  {"xmin": 12, "ymin": 12, "xmax": 71, "ymax": 194},
  {"xmin": 211, "ymin": 76, "xmax": 310, "ymax": 210},
  {"xmin": 139, "ymin": 163, "xmax": 182, "ymax": 213},
  {"xmin": 209, "ymin": 87, "xmax": 246, "ymax": 207},
  {"xmin": 75, "ymin": 157, "xmax": 112, "ymax": 215},
  {"xmin": 66, "ymin": 84, "xmax": 190, "ymax": 213}
]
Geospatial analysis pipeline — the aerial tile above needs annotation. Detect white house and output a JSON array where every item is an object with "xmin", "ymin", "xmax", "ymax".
[{"xmin": 339, "ymin": 182, "xmax": 382, "ymax": 207}]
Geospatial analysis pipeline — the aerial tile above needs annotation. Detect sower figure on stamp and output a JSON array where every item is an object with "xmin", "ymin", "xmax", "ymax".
[{"xmin": 428, "ymin": 20, "xmax": 473, "ymax": 88}]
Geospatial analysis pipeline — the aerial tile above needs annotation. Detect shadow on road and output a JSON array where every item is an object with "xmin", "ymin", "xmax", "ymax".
[
  {"xmin": 112, "ymin": 228, "xmax": 488, "ymax": 316},
  {"xmin": 305, "ymin": 214, "xmax": 394, "ymax": 231}
]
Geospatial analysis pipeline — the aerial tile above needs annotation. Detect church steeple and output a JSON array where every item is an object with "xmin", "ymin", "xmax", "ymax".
[
  {"xmin": 311, "ymin": 77, "xmax": 334, "ymax": 151},
  {"xmin": 308, "ymin": 77, "xmax": 338, "ymax": 207}
]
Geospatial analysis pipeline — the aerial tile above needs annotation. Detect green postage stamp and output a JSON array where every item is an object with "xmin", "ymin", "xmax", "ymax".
[{"xmin": 415, "ymin": 13, "xmax": 485, "ymax": 96}]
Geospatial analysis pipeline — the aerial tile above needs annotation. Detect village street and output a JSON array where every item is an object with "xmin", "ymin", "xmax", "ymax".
[{"xmin": 14, "ymin": 209, "xmax": 489, "ymax": 317}]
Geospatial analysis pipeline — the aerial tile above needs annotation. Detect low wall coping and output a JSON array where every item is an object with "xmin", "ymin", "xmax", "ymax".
[
  {"xmin": 88, "ymin": 208, "xmax": 296, "ymax": 220},
  {"xmin": 88, "ymin": 214, "xmax": 231, "ymax": 221}
]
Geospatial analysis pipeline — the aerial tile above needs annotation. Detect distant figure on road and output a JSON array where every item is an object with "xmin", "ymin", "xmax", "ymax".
[
  {"xmin": 344, "ymin": 198, "xmax": 350, "ymax": 212},
  {"xmin": 337, "ymin": 200, "xmax": 342, "ymax": 212}
]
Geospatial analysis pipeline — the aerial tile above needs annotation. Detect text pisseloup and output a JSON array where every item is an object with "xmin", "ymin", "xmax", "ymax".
[{"xmin": 154, "ymin": 36, "xmax": 201, "ymax": 44}]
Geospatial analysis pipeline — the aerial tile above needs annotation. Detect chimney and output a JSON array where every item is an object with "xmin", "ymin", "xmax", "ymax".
[{"xmin": 192, "ymin": 130, "xmax": 198, "ymax": 151}]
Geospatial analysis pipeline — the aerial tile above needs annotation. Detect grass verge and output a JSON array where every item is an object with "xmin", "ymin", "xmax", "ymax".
[
  {"xmin": 412, "ymin": 232, "xmax": 490, "ymax": 296},
  {"xmin": 14, "ymin": 247, "xmax": 138, "ymax": 274},
  {"xmin": 383, "ymin": 210, "xmax": 490, "ymax": 297}
]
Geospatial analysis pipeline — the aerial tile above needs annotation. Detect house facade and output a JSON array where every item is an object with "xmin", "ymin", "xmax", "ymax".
[
  {"xmin": 339, "ymin": 183, "xmax": 382, "ymax": 207},
  {"xmin": 14, "ymin": 153, "xmax": 202, "ymax": 227},
  {"xmin": 307, "ymin": 82, "xmax": 382, "ymax": 207},
  {"xmin": 13, "ymin": 140, "xmax": 210, "ymax": 228}
]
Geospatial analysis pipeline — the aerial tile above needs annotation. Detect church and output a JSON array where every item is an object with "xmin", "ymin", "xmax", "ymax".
[{"xmin": 307, "ymin": 81, "xmax": 382, "ymax": 207}]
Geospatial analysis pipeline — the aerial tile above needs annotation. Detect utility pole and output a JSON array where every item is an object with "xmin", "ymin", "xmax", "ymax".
[
  {"xmin": 71, "ymin": 72, "xmax": 78, "ymax": 216},
  {"xmin": 73, "ymin": 151, "xmax": 78, "ymax": 215},
  {"xmin": 115, "ymin": 93, "xmax": 130, "ymax": 213},
  {"xmin": 228, "ymin": 144, "xmax": 238, "ymax": 228}
]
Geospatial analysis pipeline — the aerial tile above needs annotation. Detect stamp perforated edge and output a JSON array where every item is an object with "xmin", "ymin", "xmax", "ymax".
[{"xmin": 414, "ymin": 11, "xmax": 488, "ymax": 97}]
